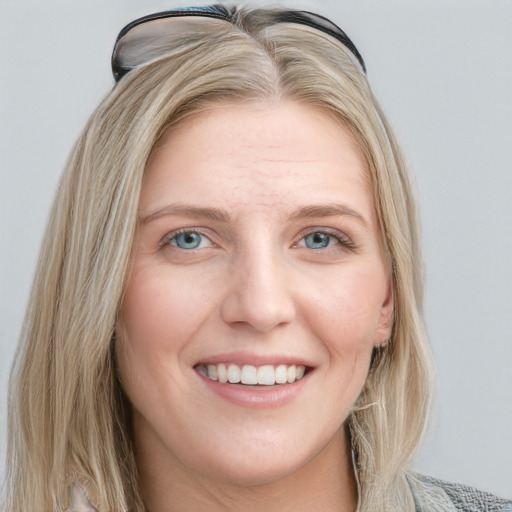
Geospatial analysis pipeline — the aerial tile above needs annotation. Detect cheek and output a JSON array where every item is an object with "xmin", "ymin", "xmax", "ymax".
[
  {"xmin": 303, "ymin": 266, "xmax": 387, "ymax": 357},
  {"xmin": 304, "ymin": 268, "xmax": 386, "ymax": 413},
  {"xmin": 115, "ymin": 267, "xmax": 213, "ymax": 426},
  {"xmin": 114, "ymin": 266, "xmax": 202, "ymax": 399},
  {"xmin": 118, "ymin": 264, "xmax": 209, "ymax": 356}
]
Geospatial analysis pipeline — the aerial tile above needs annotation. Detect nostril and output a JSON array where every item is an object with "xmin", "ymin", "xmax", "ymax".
[{"xmin": 219, "ymin": 290, "xmax": 295, "ymax": 333}]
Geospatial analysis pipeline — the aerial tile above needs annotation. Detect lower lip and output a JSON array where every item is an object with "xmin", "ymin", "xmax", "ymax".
[{"xmin": 197, "ymin": 370, "xmax": 313, "ymax": 409}]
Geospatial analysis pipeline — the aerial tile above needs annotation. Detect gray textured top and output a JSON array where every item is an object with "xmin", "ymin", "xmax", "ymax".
[
  {"xmin": 408, "ymin": 473, "xmax": 512, "ymax": 512},
  {"xmin": 67, "ymin": 474, "xmax": 512, "ymax": 511}
]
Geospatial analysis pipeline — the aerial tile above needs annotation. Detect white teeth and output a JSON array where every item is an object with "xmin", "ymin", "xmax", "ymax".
[
  {"xmin": 275, "ymin": 364, "xmax": 287, "ymax": 384},
  {"xmin": 286, "ymin": 365, "xmax": 296, "ymax": 383},
  {"xmin": 241, "ymin": 365, "xmax": 258, "ymax": 385},
  {"xmin": 207, "ymin": 364, "xmax": 218, "ymax": 381},
  {"xmin": 218, "ymin": 363, "xmax": 228, "ymax": 383},
  {"xmin": 257, "ymin": 365, "xmax": 275, "ymax": 386},
  {"xmin": 199, "ymin": 363, "xmax": 307, "ymax": 386},
  {"xmin": 227, "ymin": 364, "xmax": 241, "ymax": 383}
]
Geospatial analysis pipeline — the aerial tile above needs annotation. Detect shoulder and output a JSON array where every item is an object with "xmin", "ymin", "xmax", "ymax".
[{"xmin": 406, "ymin": 473, "xmax": 512, "ymax": 512}]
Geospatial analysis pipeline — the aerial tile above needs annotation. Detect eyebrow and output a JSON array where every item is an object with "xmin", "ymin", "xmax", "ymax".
[
  {"xmin": 140, "ymin": 202, "xmax": 369, "ymax": 227},
  {"xmin": 289, "ymin": 204, "xmax": 369, "ymax": 228},
  {"xmin": 140, "ymin": 204, "xmax": 230, "ymax": 224}
]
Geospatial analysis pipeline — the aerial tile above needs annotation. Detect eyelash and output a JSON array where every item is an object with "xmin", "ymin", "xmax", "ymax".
[
  {"xmin": 295, "ymin": 228, "xmax": 357, "ymax": 252},
  {"xmin": 160, "ymin": 228, "xmax": 213, "ymax": 250},
  {"xmin": 160, "ymin": 227, "xmax": 356, "ymax": 253}
]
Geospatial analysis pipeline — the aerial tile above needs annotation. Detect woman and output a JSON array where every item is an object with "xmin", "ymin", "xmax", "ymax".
[{"xmin": 5, "ymin": 5, "xmax": 512, "ymax": 512}]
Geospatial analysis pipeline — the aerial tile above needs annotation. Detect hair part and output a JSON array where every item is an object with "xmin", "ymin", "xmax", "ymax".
[{"xmin": 6, "ymin": 6, "xmax": 434, "ymax": 512}]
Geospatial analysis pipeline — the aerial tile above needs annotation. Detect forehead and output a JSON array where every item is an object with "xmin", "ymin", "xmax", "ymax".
[{"xmin": 141, "ymin": 100, "xmax": 373, "ymax": 219}]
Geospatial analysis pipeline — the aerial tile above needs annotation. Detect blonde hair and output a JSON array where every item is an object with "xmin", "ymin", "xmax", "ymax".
[{"xmin": 5, "ymin": 6, "xmax": 434, "ymax": 512}]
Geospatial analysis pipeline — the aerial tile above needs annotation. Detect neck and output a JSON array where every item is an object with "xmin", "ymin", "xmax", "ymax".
[{"xmin": 137, "ymin": 427, "xmax": 358, "ymax": 512}]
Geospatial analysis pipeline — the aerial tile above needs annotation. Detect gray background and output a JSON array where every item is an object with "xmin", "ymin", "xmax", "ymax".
[{"xmin": 1, "ymin": 0, "xmax": 511, "ymax": 499}]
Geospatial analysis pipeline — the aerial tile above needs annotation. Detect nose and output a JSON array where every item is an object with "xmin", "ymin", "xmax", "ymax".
[{"xmin": 219, "ymin": 246, "xmax": 296, "ymax": 333}]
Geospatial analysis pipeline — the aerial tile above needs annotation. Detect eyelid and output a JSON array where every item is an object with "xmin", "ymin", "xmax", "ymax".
[
  {"xmin": 158, "ymin": 226, "xmax": 356, "ymax": 252},
  {"xmin": 160, "ymin": 227, "xmax": 215, "ymax": 249},
  {"xmin": 295, "ymin": 227, "xmax": 356, "ymax": 250}
]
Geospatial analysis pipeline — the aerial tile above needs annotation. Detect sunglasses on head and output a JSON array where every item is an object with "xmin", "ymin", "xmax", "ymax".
[{"xmin": 111, "ymin": 4, "xmax": 366, "ymax": 82}]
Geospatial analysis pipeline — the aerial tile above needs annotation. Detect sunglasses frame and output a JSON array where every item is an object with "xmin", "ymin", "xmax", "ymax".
[{"xmin": 111, "ymin": 4, "xmax": 366, "ymax": 81}]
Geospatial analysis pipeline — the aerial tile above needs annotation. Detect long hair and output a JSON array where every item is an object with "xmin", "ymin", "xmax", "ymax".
[{"xmin": 5, "ymin": 6, "xmax": 434, "ymax": 511}]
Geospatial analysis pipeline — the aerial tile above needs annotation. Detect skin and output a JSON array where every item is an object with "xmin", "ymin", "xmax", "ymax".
[{"xmin": 116, "ymin": 100, "xmax": 394, "ymax": 512}]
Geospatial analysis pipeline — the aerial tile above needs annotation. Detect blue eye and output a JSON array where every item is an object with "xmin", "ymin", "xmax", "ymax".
[
  {"xmin": 303, "ymin": 232, "xmax": 337, "ymax": 249},
  {"xmin": 172, "ymin": 232, "xmax": 205, "ymax": 250}
]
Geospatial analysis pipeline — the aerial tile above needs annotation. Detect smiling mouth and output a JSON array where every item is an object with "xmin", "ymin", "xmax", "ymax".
[{"xmin": 195, "ymin": 363, "xmax": 310, "ymax": 386}]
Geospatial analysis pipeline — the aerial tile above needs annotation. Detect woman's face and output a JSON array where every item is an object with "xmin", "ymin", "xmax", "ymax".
[{"xmin": 116, "ymin": 100, "xmax": 393, "ymax": 487}]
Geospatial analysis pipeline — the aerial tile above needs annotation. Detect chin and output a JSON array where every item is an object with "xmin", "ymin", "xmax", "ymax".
[
  {"xmin": 183, "ymin": 426, "xmax": 340, "ymax": 489},
  {"xmin": 200, "ymin": 453, "xmax": 308, "ymax": 488}
]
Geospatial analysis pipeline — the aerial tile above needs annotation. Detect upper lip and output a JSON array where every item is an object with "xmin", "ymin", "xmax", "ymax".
[{"xmin": 194, "ymin": 352, "xmax": 316, "ymax": 368}]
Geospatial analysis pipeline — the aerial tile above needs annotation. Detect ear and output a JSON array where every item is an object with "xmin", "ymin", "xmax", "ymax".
[{"xmin": 374, "ymin": 278, "xmax": 394, "ymax": 345}]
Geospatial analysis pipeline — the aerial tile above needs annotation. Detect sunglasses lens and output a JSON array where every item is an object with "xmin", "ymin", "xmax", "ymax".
[
  {"xmin": 112, "ymin": 7, "xmax": 366, "ymax": 81},
  {"xmin": 274, "ymin": 10, "xmax": 365, "ymax": 72},
  {"xmin": 113, "ymin": 15, "xmax": 233, "ymax": 81}
]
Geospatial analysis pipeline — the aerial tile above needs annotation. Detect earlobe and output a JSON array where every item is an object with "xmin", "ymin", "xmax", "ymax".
[{"xmin": 375, "ymin": 280, "xmax": 394, "ymax": 345}]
